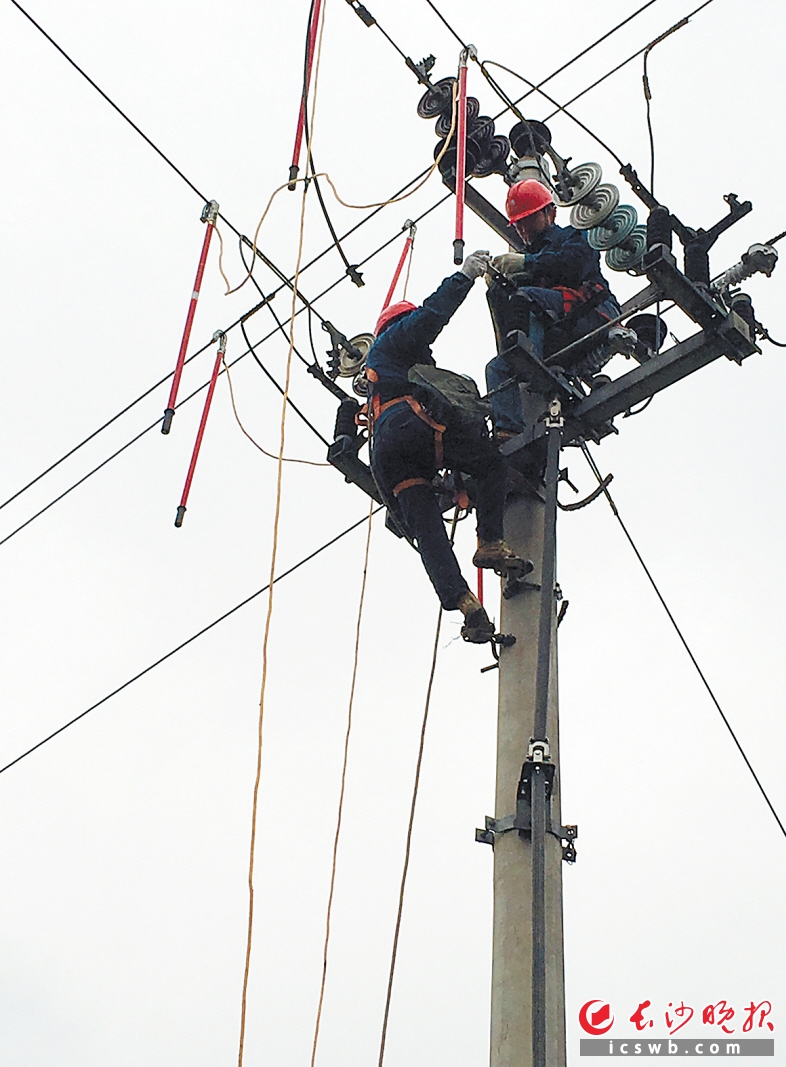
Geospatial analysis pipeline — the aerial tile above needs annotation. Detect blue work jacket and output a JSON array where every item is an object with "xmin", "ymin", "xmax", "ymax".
[
  {"xmin": 511, "ymin": 222, "xmax": 613, "ymax": 291},
  {"xmin": 365, "ymin": 272, "xmax": 473, "ymax": 415}
]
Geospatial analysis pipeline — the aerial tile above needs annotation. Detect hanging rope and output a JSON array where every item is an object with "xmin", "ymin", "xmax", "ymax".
[
  {"xmin": 376, "ymin": 508, "xmax": 458, "ymax": 1067},
  {"xmin": 236, "ymin": 6, "xmax": 328, "ymax": 1065},
  {"xmin": 222, "ymin": 356, "xmax": 330, "ymax": 466},
  {"xmin": 217, "ymin": 85, "xmax": 456, "ymax": 298},
  {"xmin": 309, "ymin": 501, "xmax": 376, "ymax": 1067}
]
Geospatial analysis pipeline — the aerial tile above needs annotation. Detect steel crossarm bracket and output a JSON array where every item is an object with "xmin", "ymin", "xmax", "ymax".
[
  {"xmin": 500, "ymin": 312, "xmax": 760, "ymax": 471},
  {"xmin": 640, "ymin": 244, "xmax": 725, "ymax": 327},
  {"xmin": 441, "ymin": 169, "xmax": 527, "ymax": 252}
]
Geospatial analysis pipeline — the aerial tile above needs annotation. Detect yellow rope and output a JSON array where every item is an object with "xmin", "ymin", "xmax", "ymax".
[
  {"xmin": 222, "ymin": 356, "xmax": 331, "ymax": 467},
  {"xmin": 236, "ymin": 6, "xmax": 328, "ymax": 1065},
  {"xmin": 309, "ymin": 500, "xmax": 375, "ymax": 1067},
  {"xmin": 217, "ymin": 85, "xmax": 457, "ymax": 296}
]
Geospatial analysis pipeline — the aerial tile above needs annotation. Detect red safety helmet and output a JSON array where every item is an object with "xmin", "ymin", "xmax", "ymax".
[
  {"xmin": 375, "ymin": 300, "xmax": 417, "ymax": 336},
  {"xmin": 505, "ymin": 179, "xmax": 554, "ymax": 224}
]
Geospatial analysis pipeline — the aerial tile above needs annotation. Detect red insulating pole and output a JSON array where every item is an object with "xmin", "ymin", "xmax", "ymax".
[
  {"xmin": 174, "ymin": 331, "xmax": 227, "ymax": 528},
  {"xmin": 477, "ymin": 566, "xmax": 484, "ymax": 605},
  {"xmin": 162, "ymin": 200, "xmax": 219, "ymax": 435},
  {"xmin": 289, "ymin": 0, "xmax": 323, "ymax": 190},
  {"xmin": 380, "ymin": 223, "xmax": 416, "ymax": 312},
  {"xmin": 453, "ymin": 47, "xmax": 473, "ymax": 266}
]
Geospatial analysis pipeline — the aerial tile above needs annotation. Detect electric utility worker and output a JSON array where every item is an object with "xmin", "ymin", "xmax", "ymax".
[
  {"xmin": 485, "ymin": 178, "xmax": 621, "ymax": 437},
  {"xmin": 366, "ymin": 251, "xmax": 528, "ymax": 643}
]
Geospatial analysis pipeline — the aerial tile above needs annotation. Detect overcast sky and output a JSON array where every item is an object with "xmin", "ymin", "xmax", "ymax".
[{"xmin": 1, "ymin": 0, "xmax": 785, "ymax": 1064}]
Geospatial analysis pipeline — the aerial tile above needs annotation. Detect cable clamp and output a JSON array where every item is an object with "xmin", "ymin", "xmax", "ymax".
[
  {"xmin": 213, "ymin": 330, "xmax": 227, "ymax": 355},
  {"xmin": 346, "ymin": 0, "xmax": 376, "ymax": 27},
  {"xmin": 459, "ymin": 43, "xmax": 477, "ymax": 66},
  {"xmin": 201, "ymin": 200, "xmax": 219, "ymax": 225},
  {"xmin": 545, "ymin": 397, "xmax": 564, "ymax": 428},
  {"xmin": 475, "ymin": 742, "xmax": 577, "ymax": 861},
  {"xmin": 405, "ymin": 55, "xmax": 435, "ymax": 86}
]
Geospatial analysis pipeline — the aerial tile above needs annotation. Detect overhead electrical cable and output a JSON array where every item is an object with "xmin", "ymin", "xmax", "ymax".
[
  {"xmin": 4, "ymin": 0, "xmax": 679, "ymax": 518},
  {"xmin": 0, "ymin": 506, "xmax": 383, "ymax": 778},
  {"xmin": 310, "ymin": 502, "xmax": 376, "ymax": 1067},
  {"xmin": 580, "ymin": 443, "xmax": 786, "ymax": 841},
  {"xmin": 492, "ymin": 0, "xmax": 716, "ymax": 127}
]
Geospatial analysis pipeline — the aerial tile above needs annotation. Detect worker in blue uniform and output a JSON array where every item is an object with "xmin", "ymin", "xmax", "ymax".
[
  {"xmin": 366, "ymin": 251, "xmax": 528, "ymax": 643},
  {"xmin": 486, "ymin": 179, "xmax": 621, "ymax": 437}
]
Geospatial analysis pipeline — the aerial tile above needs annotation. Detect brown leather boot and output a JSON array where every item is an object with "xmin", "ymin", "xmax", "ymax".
[
  {"xmin": 472, "ymin": 540, "xmax": 533, "ymax": 578},
  {"xmin": 457, "ymin": 592, "xmax": 495, "ymax": 644}
]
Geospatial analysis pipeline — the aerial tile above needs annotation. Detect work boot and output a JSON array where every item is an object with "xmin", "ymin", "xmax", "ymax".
[
  {"xmin": 457, "ymin": 591, "xmax": 495, "ymax": 644},
  {"xmin": 472, "ymin": 540, "xmax": 533, "ymax": 578}
]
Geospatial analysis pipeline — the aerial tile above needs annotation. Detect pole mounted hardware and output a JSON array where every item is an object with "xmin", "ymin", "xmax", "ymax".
[{"xmin": 475, "ymin": 739, "xmax": 578, "ymax": 864}]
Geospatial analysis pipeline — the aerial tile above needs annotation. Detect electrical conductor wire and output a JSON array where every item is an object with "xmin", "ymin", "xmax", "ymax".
[
  {"xmin": 0, "ymin": 506, "xmax": 383, "ymax": 778},
  {"xmin": 579, "ymin": 442, "xmax": 786, "ymax": 841}
]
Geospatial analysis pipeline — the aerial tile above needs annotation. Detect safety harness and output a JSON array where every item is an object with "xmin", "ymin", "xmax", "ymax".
[{"xmin": 362, "ymin": 366, "xmax": 447, "ymax": 497}]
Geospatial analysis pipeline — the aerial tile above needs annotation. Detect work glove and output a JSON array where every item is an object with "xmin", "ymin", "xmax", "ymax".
[
  {"xmin": 460, "ymin": 250, "xmax": 491, "ymax": 280},
  {"xmin": 491, "ymin": 253, "xmax": 528, "ymax": 276}
]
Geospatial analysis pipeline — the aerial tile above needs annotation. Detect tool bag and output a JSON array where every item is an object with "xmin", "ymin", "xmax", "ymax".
[{"xmin": 407, "ymin": 364, "xmax": 491, "ymax": 435}]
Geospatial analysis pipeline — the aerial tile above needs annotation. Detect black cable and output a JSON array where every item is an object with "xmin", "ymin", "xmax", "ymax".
[
  {"xmin": 421, "ymin": 0, "xmax": 466, "ymax": 48},
  {"xmin": 759, "ymin": 328, "xmax": 786, "ymax": 349},
  {"xmin": 299, "ymin": 1, "xmax": 363, "ymax": 287},
  {"xmin": 0, "ymin": 507, "xmax": 383, "ymax": 777},
  {"xmin": 579, "ymin": 441, "xmax": 786, "ymax": 841},
  {"xmin": 239, "ymin": 321, "xmax": 330, "ymax": 447}
]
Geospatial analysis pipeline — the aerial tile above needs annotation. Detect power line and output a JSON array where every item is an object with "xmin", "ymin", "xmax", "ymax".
[
  {"xmin": 0, "ymin": 191, "xmax": 452, "ymax": 549},
  {"xmin": 0, "ymin": 506, "xmax": 384, "ymax": 778},
  {"xmin": 580, "ymin": 442, "xmax": 786, "ymax": 841}
]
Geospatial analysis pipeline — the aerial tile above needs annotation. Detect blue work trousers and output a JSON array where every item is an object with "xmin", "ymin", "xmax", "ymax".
[{"xmin": 371, "ymin": 405, "xmax": 506, "ymax": 610}]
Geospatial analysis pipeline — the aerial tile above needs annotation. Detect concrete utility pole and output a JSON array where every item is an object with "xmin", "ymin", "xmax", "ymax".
[
  {"xmin": 472, "ymin": 202, "xmax": 766, "ymax": 1067},
  {"xmin": 478, "ymin": 392, "xmax": 572, "ymax": 1067}
]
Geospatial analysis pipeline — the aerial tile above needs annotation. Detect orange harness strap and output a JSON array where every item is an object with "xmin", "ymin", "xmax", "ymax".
[
  {"xmin": 369, "ymin": 389, "xmax": 446, "ymax": 470},
  {"xmin": 393, "ymin": 477, "xmax": 431, "ymax": 497}
]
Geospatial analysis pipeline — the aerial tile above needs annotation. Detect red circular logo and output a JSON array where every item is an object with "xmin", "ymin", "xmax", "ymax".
[{"xmin": 579, "ymin": 1000, "xmax": 614, "ymax": 1035}]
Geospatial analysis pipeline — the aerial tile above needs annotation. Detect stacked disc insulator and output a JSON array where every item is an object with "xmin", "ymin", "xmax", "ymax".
[{"xmin": 417, "ymin": 77, "xmax": 510, "ymax": 179}]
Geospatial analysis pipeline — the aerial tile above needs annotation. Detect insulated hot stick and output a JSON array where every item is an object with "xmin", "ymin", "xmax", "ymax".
[
  {"xmin": 380, "ymin": 222, "xmax": 416, "ymax": 310},
  {"xmin": 453, "ymin": 46, "xmax": 476, "ymax": 265},
  {"xmin": 174, "ymin": 331, "xmax": 227, "ymax": 527},
  {"xmin": 289, "ymin": 0, "xmax": 323, "ymax": 189},
  {"xmin": 163, "ymin": 201, "xmax": 219, "ymax": 435}
]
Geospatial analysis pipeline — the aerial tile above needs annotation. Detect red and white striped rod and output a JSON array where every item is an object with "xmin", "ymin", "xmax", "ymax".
[
  {"xmin": 288, "ymin": 0, "xmax": 324, "ymax": 189},
  {"xmin": 453, "ymin": 46, "xmax": 475, "ymax": 265},
  {"xmin": 380, "ymin": 222, "xmax": 416, "ymax": 312},
  {"xmin": 174, "ymin": 331, "xmax": 227, "ymax": 528},
  {"xmin": 162, "ymin": 200, "xmax": 219, "ymax": 435}
]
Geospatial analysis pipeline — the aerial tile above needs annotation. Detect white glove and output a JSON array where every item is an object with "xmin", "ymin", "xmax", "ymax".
[
  {"xmin": 460, "ymin": 250, "xmax": 491, "ymax": 280},
  {"xmin": 492, "ymin": 253, "xmax": 528, "ymax": 276}
]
